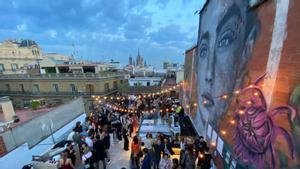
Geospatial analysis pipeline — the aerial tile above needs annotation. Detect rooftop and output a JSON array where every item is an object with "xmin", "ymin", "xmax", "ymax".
[{"xmin": 0, "ymin": 106, "xmax": 57, "ymax": 131}]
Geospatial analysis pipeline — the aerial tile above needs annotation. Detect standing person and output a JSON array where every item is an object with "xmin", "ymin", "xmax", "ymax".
[
  {"xmin": 199, "ymin": 136, "xmax": 207, "ymax": 153},
  {"xmin": 58, "ymin": 151, "xmax": 75, "ymax": 169},
  {"xmin": 93, "ymin": 135, "xmax": 106, "ymax": 169},
  {"xmin": 131, "ymin": 135, "xmax": 142, "ymax": 169},
  {"xmin": 172, "ymin": 158, "xmax": 181, "ymax": 169},
  {"xmin": 179, "ymin": 138, "xmax": 188, "ymax": 167},
  {"xmin": 143, "ymin": 133, "xmax": 154, "ymax": 160},
  {"xmin": 81, "ymin": 143, "xmax": 93, "ymax": 169},
  {"xmin": 159, "ymin": 153, "xmax": 172, "ymax": 169},
  {"xmin": 182, "ymin": 145, "xmax": 196, "ymax": 169},
  {"xmin": 141, "ymin": 148, "xmax": 152, "ymax": 169},
  {"xmin": 200, "ymin": 147, "xmax": 212, "ymax": 169},
  {"xmin": 162, "ymin": 138, "xmax": 175, "ymax": 156},
  {"xmin": 65, "ymin": 143, "xmax": 76, "ymax": 166},
  {"xmin": 102, "ymin": 126, "xmax": 111, "ymax": 164},
  {"xmin": 122, "ymin": 124, "xmax": 129, "ymax": 151},
  {"xmin": 73, "ymin": 121, "xmax": 83, "ymax": 133},
  {"xmin": 153, "ymin": 139, "xmax": 162, "ymax": 169}
]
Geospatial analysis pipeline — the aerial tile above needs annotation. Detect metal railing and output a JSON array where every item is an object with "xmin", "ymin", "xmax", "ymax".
[
  {"xmin": 0, "ymin": 72, "xmax": 124, "ymax": 80},
  {"xmin": 0, "ymin": 89, "xmax": 119, "ymax": 97}
]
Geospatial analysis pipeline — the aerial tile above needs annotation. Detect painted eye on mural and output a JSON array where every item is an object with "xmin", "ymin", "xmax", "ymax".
[
  {"xmin": 217, "ymin": 29, "xmax": 235, "ymax": 48},
  {"xmin": 199, "ymin": 44, "xmax": 208, "ymax": 58}
]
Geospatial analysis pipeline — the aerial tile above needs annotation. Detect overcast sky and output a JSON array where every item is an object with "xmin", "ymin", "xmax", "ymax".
[{"xmin": 0, "ymin": 0, "xmax": 205, "ymax": 68}]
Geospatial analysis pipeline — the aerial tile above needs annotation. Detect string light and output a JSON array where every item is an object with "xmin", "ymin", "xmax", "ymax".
[
  {"xmin": 211, "ymin": 141, "xmax": 216, "ymax": 147},
  {"xmin": 221, "ymin": 130, "xmax": 226, "ymax": 135},
  {"xmin": 234, "ymin": 90, "xmax": 240, "ymax": 94},
  {"xmin": 222, "ymin": 95, "xmax": 228, "ymax": 99},
  {"xmin": 203, "ymin": 100, "xmax": 208, "ymax": 105},
  {"xmin": 239, "ymin": 110, "xmax": 245, "ymax": 115},
  {"xmin": 185, "ymin": 105, "xmax": 190, "ymax": 109},
  {"xmin": 246, "ymin": 100, "xmax": 252, "ymax": 105},
  {"xmin": 253, "ymin": 92, "xmax": 259, "ymax": 96},
  {"xmin": 193, "ymin": 103, "xmax": 197, "ymax": 107},
  {"xmin": 230, "ymin": 120, "xmax": 235, "ymax": 124},
  {"xmin": 249, "ymin": 85, "xmax": 254, "ymax": 88},
  {"xmin": 199, "ymin": 153, "xmax": 204, "ymax": 158}
]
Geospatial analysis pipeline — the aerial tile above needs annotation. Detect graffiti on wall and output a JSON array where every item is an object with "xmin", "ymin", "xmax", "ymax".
[{"xmin": 182, "ymin": 0, "xmax": 300, "ymax": 168}]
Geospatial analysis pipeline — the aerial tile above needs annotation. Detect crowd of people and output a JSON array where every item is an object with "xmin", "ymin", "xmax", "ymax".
[{"xmin": 56, "ymin": 94, "xmax": 212, "ymax": 169}]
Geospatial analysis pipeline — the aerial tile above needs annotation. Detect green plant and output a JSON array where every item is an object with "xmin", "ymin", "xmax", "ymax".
[{"xmin": 31, "ymin": 101, "xmax": 40, "ymax": 110}]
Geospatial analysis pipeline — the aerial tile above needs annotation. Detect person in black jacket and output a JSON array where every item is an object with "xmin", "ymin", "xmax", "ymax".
[
  {"xmin": 122, "ymin": 125, "xmax": 129, "ymax": 150},
  {"xmin": 93, "ymin": 135, "xmax": 106, "ymax": 169},
  {"xmin": 161, "ymin": 138, "xmax": 175, "ymax": 155}
]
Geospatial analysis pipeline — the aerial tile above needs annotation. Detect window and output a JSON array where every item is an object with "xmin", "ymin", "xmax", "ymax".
[
  {"xmin": 19, "ymin": 84, "xmax": 24, "ymax": 92},
  {"xmin": 11, "ymin": 63, "xmax": 18, "ymax": 71},
  {"xmin": 52, "ymin": 84, "xmax": 59, "ymax": 92},
  {"xmin": 0, "ymin": 64, "xmax": 4, "ymax": 73},
  {"xmin": 104, "ymin": 83, "xmax": 110, "ymax": 92},
  {"xmin": 86, "ymin": 84, "xmax": 94, "ymax": 93},
  {"xmin": 69, "ymin": 84, "xmax": 77, "ymax": 92},
  {"xmin": 147, "ymin": 82, "xmax": 150, "ymax": 86},
  {"xmin": 33, "ymin": 84, "xmax": 40, "ymax": 93},
  {"xmin": 5, "ymin": 84, "xmax": 10, "ymax": 92},
  {"xmin": 113, "ymin": 81, "xmax": 118, "ymax": 89}
]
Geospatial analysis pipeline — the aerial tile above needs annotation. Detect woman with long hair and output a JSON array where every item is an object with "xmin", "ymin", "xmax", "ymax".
[
  {"xmin": 58, "ymin": 151, "xmax": 75, "ymax": 169},
  {"xmin": 131, "ymin": 135, "xmax": 142, "ymax": 169}
]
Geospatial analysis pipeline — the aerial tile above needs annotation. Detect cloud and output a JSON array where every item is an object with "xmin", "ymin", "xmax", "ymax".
[
  {"xmin": 16, "ymin": 23, "xmax": 27, "ymax": 31},
  {"xmin": 0, "ymin": 0, "xmax": 204, "ymax": 67},
  {"xmin": 48, "ymin": 30, "xmax": 57, "ymax": 38}
]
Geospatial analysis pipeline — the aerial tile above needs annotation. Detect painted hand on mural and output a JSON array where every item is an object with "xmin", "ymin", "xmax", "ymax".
[{"xmin": 234, "ymin": 74, "xmax": 296, "ymax": 169}]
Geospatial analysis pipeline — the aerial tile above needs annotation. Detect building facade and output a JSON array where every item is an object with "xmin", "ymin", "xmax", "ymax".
[
  {"xmin": 0, "ymin": 72, "xmax": 126, "ymax": 111},
  {"xmin": 0, "ymin": 39, "xmax": 43, "ymax": 74}
]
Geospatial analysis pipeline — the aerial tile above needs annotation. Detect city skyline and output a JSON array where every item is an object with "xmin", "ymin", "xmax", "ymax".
[{"xmin": 0, "ymin": 0, "xmax": 205, "ymax": 68}]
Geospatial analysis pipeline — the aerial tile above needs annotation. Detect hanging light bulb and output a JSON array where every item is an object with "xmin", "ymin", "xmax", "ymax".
[
  {"xmin": 193, "ymin": 103, "xmax": 198, "ymax": 107},
  {"xmin": 253, "ymin": 92, "xmax": 259, "ymax": 96},
  {"xmin": 222, "ymin": 95, "xmax": 228, "ymax": 99},
  {"xmin": 211, "ymin": 141, "xmax": 216, "ymax": 147},
  {"xmin": 221, "ymin": 130, "xmax": 226, "ymax": 135},
  {"xmin": 234, "ymin": 90, "xmax": 240, "ymax": 94},
  {"xmin": 230, "ymin": 120, "xmax": 235, "ymax": 124},
  {"xmin": 246, "ymin": 100, "xmax": 252, "ymax": 105},
  {"xmin": 239, "ymin": 110, "xmax": 245, "ymax": 115}
]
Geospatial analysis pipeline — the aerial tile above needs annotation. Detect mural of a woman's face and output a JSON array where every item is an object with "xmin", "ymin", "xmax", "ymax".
[{"xmin": 197, "ymin": 0, "xmax": 258, "ymax": 127}]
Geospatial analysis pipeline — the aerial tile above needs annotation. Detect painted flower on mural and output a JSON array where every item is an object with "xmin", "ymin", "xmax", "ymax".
[{"xmin": 234, "ymin": 74, "xmax": 296, "ymax": 169}]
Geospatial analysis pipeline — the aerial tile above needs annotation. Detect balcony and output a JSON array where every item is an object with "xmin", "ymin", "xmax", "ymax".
[
  {"xmin": 0, "ymin": 72, "xmax": 124, "ymax": 80},
  {"xmin": 0, "ymin": 89, "xmax": 118, "ymax": 97}
]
